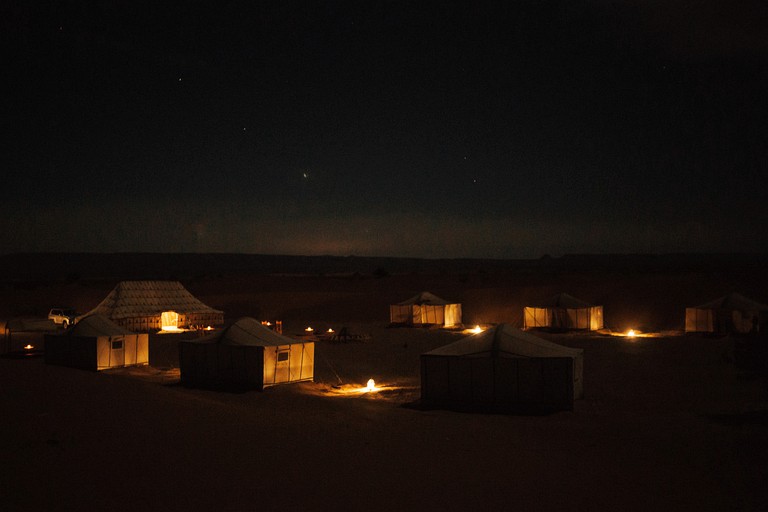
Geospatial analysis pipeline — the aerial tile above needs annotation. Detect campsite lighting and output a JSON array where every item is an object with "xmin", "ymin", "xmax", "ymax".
[
  {"xmin": 204, "ymin": 326, "xmax": 213, "ymax": 330},
  {"xmin": 367, "ymin": 378, "xmax": 375, "ymax": 391},
  {"xmin": 472, "ymin": 325, "xmax": 483, "ymax": 334},
  {"xmin": 327, "ymin": 328, "xmax": 334, "ymax": 333},
  {"xmin": 305, "ymin": 326, "xmax": 314, "ymax": 333},
  {"xmin": 23, "ymin": 344, "xmax": 34, "ymax": 351},
  {"xmin": 626, "ymin": 329, "xmax": 636, "ymax": 338}
]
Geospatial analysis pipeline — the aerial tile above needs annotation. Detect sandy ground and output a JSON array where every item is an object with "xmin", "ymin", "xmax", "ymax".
[
  {"xmin": 2, "ymin": 256, "xmax": 768, "ymax": 511},
  {"xmin": 2, "ymin": 325, "xmax": 767, "ymax": 511}
]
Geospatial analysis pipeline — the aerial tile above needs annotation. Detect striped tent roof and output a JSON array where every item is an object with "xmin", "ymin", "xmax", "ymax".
[{"xmin": 84, "ymin": 280, "xmax": 223, "ymax": 320}]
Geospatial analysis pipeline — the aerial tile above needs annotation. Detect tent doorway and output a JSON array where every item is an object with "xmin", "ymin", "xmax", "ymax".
[{"xmin": 160, "ymin": 311, "xmax": 180, "ymax": 331}]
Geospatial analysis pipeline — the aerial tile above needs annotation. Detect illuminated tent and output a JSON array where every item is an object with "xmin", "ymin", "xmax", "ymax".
[
  {"xmin": 44, "ymin": 314, "xmax": 149, "ymax": 371},
  {"xmin": 82, "ymin": 280, "xmax": 223, "ymax": 332},
  {"xmin": 421, "ymin": 323, "xmax": 583, "ymax": 412},
  {"xmin": 523, "ymin": 293, "xmax": 603, "ymax": 331},
  {"xmin": 179, "ymin": 317, "xmax": 314, "ymax": 391},
  {"xmin": 390, "ymin": 291, "xmax": 462, "ymax": 328},
  {"xmin": 685, "ymin": 292, "xmax": 768, "ymax": 334}
]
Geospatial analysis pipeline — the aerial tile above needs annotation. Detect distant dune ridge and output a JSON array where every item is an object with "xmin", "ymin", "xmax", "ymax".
[{"xmin": 2, "ymin": 252, "xmax": 768, "ymax": 331}]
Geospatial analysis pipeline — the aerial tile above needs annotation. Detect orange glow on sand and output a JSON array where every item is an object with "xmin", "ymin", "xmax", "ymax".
[{"xmin": 462, "ymin": 325, "xmax": 486, "ymax": 334}]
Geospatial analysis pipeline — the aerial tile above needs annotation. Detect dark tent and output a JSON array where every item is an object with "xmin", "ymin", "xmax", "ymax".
[{"xmin": 420, "ymin": 323, "xmax": 583, "ymax": 413}]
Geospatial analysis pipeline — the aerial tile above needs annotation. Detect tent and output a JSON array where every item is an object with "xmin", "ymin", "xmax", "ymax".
[
  {"xmin": 420, "ymin": 323, "xmax": 583, "ymax": 412},
  {"xmin": 179, "ymin": 317, "xmax": 314, "ymax": 391},
  {"xmin": 82, "ymin": 280, "xmax": 224, "ymax": 332},
  {"xmin": 390, "ymin": 291, "xmax": 462, "ymax": 328},
  {"xmin": 685, "ymin": 292, "xmax": 768, "ymax": 334},
  {"xmin": 523, "ymin": 292, "xmax": 603, "ymax": 331},
  {"xmin": 44, "ymin": 314, "xmax": 149, "ymax": 371}
]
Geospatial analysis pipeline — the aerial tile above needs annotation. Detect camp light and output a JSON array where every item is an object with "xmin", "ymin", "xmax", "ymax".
[
  {"xmin": 23, "ymin": 344, "xmax": 34, "ymax": 351},
  {"xmin": 626, "ymin": 329, "xmax": 636, "ymax": 338},
  {"xmin": 305, "ymin": 326, "xmax": 314, "ymax": 332},
  {"xmin": 471, "ymin": 325, "xmax": 483, "ymax": 334}
]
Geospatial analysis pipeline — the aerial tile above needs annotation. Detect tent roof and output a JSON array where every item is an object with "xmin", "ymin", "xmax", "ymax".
[
  {"xmin": 423, "ymin": 323, "xmax": 583, "ymax": 358},
  {"xmin": 397, "ymin": 291, "xmax": 456, "ymax": 306},
  {"xmin": 69, "ymin": 314, "xmax": 136, "ymax": 337},
  {"xmin": 196, "ymin": 317, "xmax": 307, "ymax": 347},
  {"xmin": 693, "ymin": 292, "xmax": 768, "ymax": 311},
  {"xmin": 528, "ymin": 292, "xmax": 595, "ymax": 309},
  {"xmin": 84, "ymin": 280, "xmax": 223, "ymax": 319}
]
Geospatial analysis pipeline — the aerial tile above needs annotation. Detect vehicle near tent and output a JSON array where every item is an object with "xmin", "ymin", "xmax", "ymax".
[
  {"xmin": 420, "ymin": 323, "xmax": 583, "ymax": 413},
  {"xmin": 389, "ymin": 291, "xmax": 462, "ymax": 328},
  {"xmin": 81, "ymin": 280, "xmax": 223, "ymax": 332},
  {"xmin": 48, "ymin": 307, "xmax": 78, "ymax": 327},
  {"xmin": 178, "ymin": 317, "xmax": 314, "ymax": 391},
  {"xmin": 685, "ymin": 292, "xmax": 768, "ymax": 334},
  {"xmin": 523, "ymin": 292, "xmax": 603, "ymax": 331},
  {"xmin": 44, "ymin": 314, "xmax": 149, "ymax": 371}
]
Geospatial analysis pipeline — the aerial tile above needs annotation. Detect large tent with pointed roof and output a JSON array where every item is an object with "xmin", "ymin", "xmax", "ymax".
[
  {"xmin": 421, "ymin": 323, "xmax": 583, "ymax": 412},
  {"xmin": 523, "ymin": 292, "xmax": 603, "ymax": 331},
  {"xmin": 179, "ymin": 317, "xmax": 314, "ymax": 391},
  {"xmin": 82, "ymin": 280, "xmax": 224, "ymax": 332},
  {"xmin": 390, "ymin": 291, "xmax": 462, "ymax": 327},
  {"xmin": 44, "ymin": 314, "xmax": 149, "ymax": 371},
  {"xmin": 685, "ymin": 292, "xmax": 768, "ymax": 334}
]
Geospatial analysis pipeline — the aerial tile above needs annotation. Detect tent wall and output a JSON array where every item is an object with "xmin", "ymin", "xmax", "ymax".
[
  {"xmin": 390, "ymin": 304, "xmax": 462, "ymax": 327},
  {"xmin": 443, "ymin": 303, "xmax": 462, "ymax": 327},
  {"xmin": 117, "ymin": 311, "xmax": 224, "ymax": 332},
  {"xmin": 45, "ymin": 333, "xmax": 148, "ymax": 371},
  {"xmin": 179, "ymin": 341, "xmax": 314, "ymax": 390},
  {"xmin": 524, "ymin": 306, "xmax": 602, "ymax": 331},
  {"xmin": 262, "ymin": 343, "xmax": 314, "ymax": 388},
  {"xmin": 685, "ymin": 308, "xmax": 714, "ymax": 333},
  {"xmin": 685, "ymin": 307, "xmax": 763, "ymax": 334},
  {"xmin": 421, "ymin": 355, "xmax": 576, "ymax": 412}
]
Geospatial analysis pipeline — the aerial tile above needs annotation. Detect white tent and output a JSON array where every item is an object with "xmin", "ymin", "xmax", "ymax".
[
  {"xmin": 83, "ymin": 280, "xmax": 224, "ymax": 332},
  {"xmin": 390, "ymin": 291, "xmax": 462, "ymax": 328},
  {"xmin": 421, "ymin": 323, "xmax": 583, "ymax": 412},
  {"xmin": 179, "ymin": 317, "xmax": 314, "ymax": 391},
  {"xmin": 685, "ymin": 292, "xmax": 768, "ymax": 334},
  {"xmin": 523, "ymin": 293, "xmax": 603, "ymax": 331},
  {"xmin": 44, "ymin": 314, "xmax": 149, "ymax": 371}
]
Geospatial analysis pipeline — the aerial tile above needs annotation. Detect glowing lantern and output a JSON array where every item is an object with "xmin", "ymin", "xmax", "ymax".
[
  {"xmin": 305, "ymin": 326, "xmax": 314, "ymax": 332},
  {"xmin": 23, "ymin": 344, "xmax": 34, "ymax": 350},
  {"xmin": 472, "ymin": 325, "xmax": 483, "ymax": 334},
  {"xmin": 327, "ymin": 328, "xmax": 334, "ymax": 333},
  {"xmin": 627, "ymin": 329, "xmax": 636, "ymax": 338},
  {"xmin": 366, "ymin": 379, "xmax": 375, "ymax": 391}
]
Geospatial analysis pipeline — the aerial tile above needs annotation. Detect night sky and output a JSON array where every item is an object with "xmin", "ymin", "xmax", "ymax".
[{"xmin": 3, "ymin": 1, "xmax": 767, "ymax": 258}]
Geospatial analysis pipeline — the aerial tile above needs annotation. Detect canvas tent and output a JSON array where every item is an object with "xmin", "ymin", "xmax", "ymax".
[
  {"xmin": 179, "ymin": 317, "xmax": 314, "ymax": 391},
  {"xmin": 421, "ymin": 323, "xmax": 583, "ymax": 412},
  {"xmin": 82, "ymin": 280, "xmax": 223, "ymax": 332},
  {"xmin": 685, "ymin": 292, "xmax": 768, "ymax": 334},
  {"xmin": 523, "ymin": 293, "xmax": 603, "ymax": 331},
  {"xmin": 390, "ymin": 291, "xmax": 462, "ymax": 328},
  {"xmin": 45, "ymin": 314, "xmax": 149, "ymax": 371}
]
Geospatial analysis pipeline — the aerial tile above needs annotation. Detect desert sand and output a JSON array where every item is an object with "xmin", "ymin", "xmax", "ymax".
[{"xmin": 1, "ymin": 253, "xmax": 767, "ymax": 511}]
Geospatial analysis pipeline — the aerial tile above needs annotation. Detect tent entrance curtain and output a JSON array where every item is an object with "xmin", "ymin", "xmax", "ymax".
[{"xmin": 161, "ymin": 311, "xmax": 179, "ymax": 330}]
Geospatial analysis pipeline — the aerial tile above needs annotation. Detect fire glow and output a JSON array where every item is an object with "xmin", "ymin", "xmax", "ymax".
[
  {"xmin": 23, "ymin": 344, "xmax": 34, "ymax": 350},
  {"xmin": 305, "ymin": 326, "xmax": 314, "ymax": 333}
]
